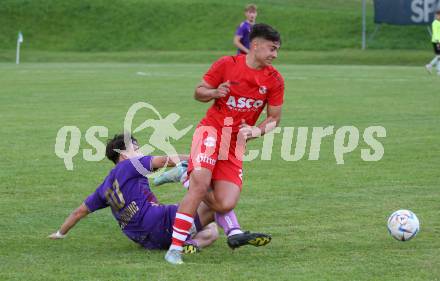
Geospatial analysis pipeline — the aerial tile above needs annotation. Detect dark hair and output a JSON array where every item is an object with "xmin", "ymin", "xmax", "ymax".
[
  {"xmin": 249, "ymin": 23, "xmax": 281, "ymax": 44},
  {"xmin": 105, "ymin": 134, "xmax": 138, "ymax": 164}
]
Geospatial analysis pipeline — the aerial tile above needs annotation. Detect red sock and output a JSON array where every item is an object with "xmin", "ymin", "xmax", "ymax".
[{"xmin": 169, "ymin": 212, "xmax": 194, "ymax": 251}]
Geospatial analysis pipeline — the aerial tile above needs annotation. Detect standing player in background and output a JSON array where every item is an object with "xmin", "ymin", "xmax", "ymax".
[
  {"xmin": 426, "ymin": 10, "xmax": 440, "ymax": 75},
  {"xmin": 166, "ymin": 23, "xmax": 284, "ymax": 265},
  {"xmin": 233, "ymin": 4, "xmax": 257, "ymax": 54}
]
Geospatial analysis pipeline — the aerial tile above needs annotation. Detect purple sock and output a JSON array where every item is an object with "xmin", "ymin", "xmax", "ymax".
[
  {"xmin": 215, "ymin": 210, "xmax": 242, "ymax": 236},
  {"xmin": 185, "ymin": 238, "xmax": 199, "ymax": 248}
]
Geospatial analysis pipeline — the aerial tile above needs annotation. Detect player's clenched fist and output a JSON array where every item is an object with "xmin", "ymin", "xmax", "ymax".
[
  {"xmin": 238, "ymin": 119, "xmax": 261, "ymax": 141},
  {"xmin": 212, "ymin": 80, "xmax": 230, "ymax": 99}
]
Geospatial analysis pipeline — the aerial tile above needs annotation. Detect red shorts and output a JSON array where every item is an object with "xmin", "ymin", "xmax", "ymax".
[{"xmin": 187, "ymin": 125, "xmax": 244, "ymax": 188}]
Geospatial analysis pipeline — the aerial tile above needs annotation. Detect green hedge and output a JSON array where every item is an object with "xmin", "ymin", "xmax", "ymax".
[{"xmin": 0, "ymin": 0, "xmax": 432, "ymax": 51}]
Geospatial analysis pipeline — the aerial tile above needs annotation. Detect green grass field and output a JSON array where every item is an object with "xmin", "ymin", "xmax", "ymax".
[
  {"xmin": 0, "ymin": 60, "xmax": 439, "ymax": 281},
  {"xmin": 0, "ymin": 49, "xmax": 435, "ymax": 66},
  {"xmin": 0, "ymin": 0, "xmax": 432, "ymax": 52}
]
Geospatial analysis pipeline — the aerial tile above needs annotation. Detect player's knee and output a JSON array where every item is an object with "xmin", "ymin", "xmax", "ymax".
[
  {"xmin": 189, "ymin": 174, "xmax": 211, "ymax": 193},
  {"xmin": 214, "ymin": 201, "xmax": 235, "ymax": 213}
]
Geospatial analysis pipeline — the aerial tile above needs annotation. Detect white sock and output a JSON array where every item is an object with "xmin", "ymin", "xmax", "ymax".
[
  {"xmin": 228, "ymin": 229, "xmax": 244, "ymax": 237},
  {"xmin": 169, "ymin": 244, "xmax": 183, "ymax": 251},
  {"xmin": 435, "ymin": 56, "xmax": 440, "ymax": 72},
  {"xmin": 429, "ymin": 56, "xmax": 440, "ymax": 66}
]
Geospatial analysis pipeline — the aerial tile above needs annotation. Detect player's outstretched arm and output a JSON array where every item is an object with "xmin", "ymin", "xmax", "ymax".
[
  {"xmin": 194, "ymin": 80, "xmax": 230, "ymax": 103},
  {"xmin": 48, "ymin": 203, "xmax": 90, "ymax": 239},
  {"xmin": 151, "ymin": 154, "xmax": 189, "ymax": 169}
]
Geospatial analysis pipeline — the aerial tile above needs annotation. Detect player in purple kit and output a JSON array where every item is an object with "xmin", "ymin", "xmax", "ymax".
[
  {"xmin": 233, "ymin": 3, "xmax": 257, "ymax": 54},
  {"xmin": 48, "ymin": 134, "xmax": 218, "ymax": 252}
]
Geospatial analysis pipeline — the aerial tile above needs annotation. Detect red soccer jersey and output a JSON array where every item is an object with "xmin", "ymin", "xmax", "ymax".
[{"xmin": 200, "ymin": 55, "xmax": 284, "ymax": 133}]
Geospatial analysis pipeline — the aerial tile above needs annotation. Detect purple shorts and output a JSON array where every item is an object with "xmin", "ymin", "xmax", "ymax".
[{"xmin": 133, "ymin": 204, "xmax": 202, "ymax": 250}]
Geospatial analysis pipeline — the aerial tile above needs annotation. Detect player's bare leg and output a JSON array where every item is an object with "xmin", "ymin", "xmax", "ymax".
[
  {"xmin": 204, "ymin": 180, "xmax": 240, "ymax": 213},
  {"xmin": 165, "ymin": 168, "xmax": 212, "ymax": 265},
  {"xmin": 184, "ymin": 222, "xmax": 218, "ymax": 254},
  {"xmin": 204, "ymin": 180, "xmax": 272, "ymax": 249},
  {"xmin": 195, "ymin": 200, "xmax": 216, "ymax": 226},
  {"xmin": 178, "ymin": 168, "xmax": 212, "ymax": 217}
]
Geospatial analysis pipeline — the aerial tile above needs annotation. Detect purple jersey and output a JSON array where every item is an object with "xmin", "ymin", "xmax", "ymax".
[
  {"xmin": 84, "ymin": 156, "xmax": 180, "ymax": 249},
  {"xmin": 235, "ymin": 21, "xmax": 252, "ymax": 54},
  {"xmin": 84, "ymin": 156, "xmax": 166, "ymax": 248}
]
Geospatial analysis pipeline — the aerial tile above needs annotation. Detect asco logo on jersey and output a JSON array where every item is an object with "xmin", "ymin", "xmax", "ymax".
[{"xmin": 226, "ymin": 96, "xmax": 264, "ymax": 110}]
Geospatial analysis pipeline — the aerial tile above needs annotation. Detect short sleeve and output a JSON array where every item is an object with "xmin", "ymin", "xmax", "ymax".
[
  {"xmin": 267, "ymin": 73, "xmax": 285, "ymax": 106},
  {"xmin": 203, "ymin": 56, "xmax": 230, "ymax": 88},
  {"xmin": 84, "ymin": 183, "xmax": 109, "ymax": 212},
  {"xmin": 235, "ymin": 22, "xmax": 245, "ymax": 37},
  {"xmin": 121, "ymin": 155, "xmax": 154, "ymax": 179},
  {"xmin": 139, "ymin": 156, "xmax": 153, "ymax": 172}
]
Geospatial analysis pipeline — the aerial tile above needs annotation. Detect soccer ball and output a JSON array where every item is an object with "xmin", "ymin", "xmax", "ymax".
[{"xmin": 387, "ymin": 210, "xmax": 420, "ymax": 241}]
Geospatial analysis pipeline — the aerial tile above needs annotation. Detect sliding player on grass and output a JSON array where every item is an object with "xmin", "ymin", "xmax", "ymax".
[
  {"xmin": 48, "ymin": 134, "xmax": 218, "ymax": 253},
  {"xmin": 166, "ymin": 23, "xmax": 285, "ymax": 264}
]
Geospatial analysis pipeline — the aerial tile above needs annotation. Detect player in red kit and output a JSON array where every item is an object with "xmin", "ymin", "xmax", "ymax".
[{"xmin": 166, "ymin": 23, "xmax": 284, "ymax": 264}]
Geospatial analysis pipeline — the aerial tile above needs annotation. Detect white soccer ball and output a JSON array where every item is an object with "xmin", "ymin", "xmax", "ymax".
[{"xmin": 387, "ymin": 209, "xmax": 420, "ymax": 241}]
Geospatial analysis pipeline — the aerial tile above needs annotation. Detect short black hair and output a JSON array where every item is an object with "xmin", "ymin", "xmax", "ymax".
[
  {"xmin": 249, "ymin": 23, "xmax": 281, "ymax": 45},
  {"xmin": 105, "ymin": 133, "xmax": 138, "ymax": 164}
]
